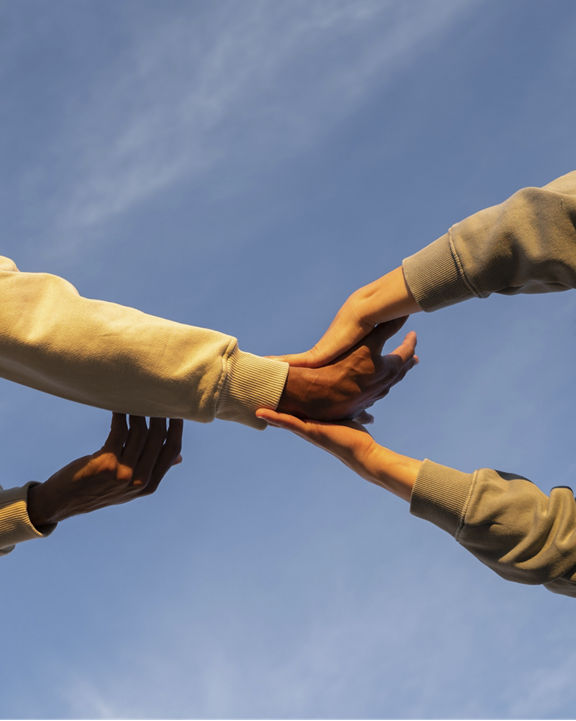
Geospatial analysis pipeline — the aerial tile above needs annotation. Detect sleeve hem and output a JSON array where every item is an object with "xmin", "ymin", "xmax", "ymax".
[
  {"xmin": 410, "ymin": 459, "xmax": 476, "ymax": 536},
  {"xmin": 217, "ymin": 348, "xmax": 289, "ymax": 429},
  {"xmin": 402, "ymin": 232, "xmax": 477, "ymax": 311},
  {"xmin": 0, "ymin": 483, "xmax": 57, "ymax": 552}
]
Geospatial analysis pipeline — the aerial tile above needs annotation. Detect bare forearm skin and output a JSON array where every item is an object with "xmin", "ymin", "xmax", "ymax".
[
  {"xmin": 370, "ymin": 446, "xmax": 422, "ymax": 502},
  {"xmin": 355, "ymin": 267, "xmax": 421, "ymax": 325}
]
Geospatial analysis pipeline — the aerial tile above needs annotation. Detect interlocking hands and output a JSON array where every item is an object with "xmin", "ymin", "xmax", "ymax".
[
  {"xmin": 275, "ymin": 267, "xmax": 419, "ymax": 369},
  {"xmin": 277, "ymin": 317, "xmax": 418, "ymax": 421},
  {"xmin": 27, "ymin": 303, "xmax": 418, "ymax": 535},
  {"xmin": 260, "ymin": 274, "xmax": 423, "ymax": 501}
]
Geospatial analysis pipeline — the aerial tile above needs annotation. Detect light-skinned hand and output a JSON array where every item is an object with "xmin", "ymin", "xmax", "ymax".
[
  {"xmin": 274, "ymin": 267, "xmax": 420, "ymax": 368},
  {"xmin": 256, "ymin": 408, "xmax": 421, "ymax": 501}
]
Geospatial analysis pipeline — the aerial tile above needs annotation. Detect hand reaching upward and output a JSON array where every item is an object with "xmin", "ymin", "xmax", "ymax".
[{"xmin": 27, "ymin": 414, "xmax": 183, "ymax": 528}]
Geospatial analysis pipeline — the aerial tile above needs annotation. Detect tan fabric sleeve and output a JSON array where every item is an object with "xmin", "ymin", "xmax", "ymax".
[
  {"xmin": 411, "ymin": 460, "xmax": 576, "ymax": 597},
  {"xmin": 0, "ymin": 483, "xmax": 56, "ymax": 555},
  {"xmin": 403, "ymin": 170, "xmax": 576, "ymax": 310},
  {"xmin": 402, "ymin": 173, "xmax": 576, "ymax": 597},
  {"xmin": 0, "ymin": 257, "xmax": 288, "ymax": 429}
]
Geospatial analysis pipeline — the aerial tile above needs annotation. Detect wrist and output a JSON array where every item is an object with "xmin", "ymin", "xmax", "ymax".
[
  {"xmin": 277, "ymin": 366, "xmax": 317, "ymax": 417},
  {"xmin": 27, "ymin": 483, "xmax": 57, "ymax": 529},
  {"xmin": 369, "ymin": 446, "xmax": 422, "ymax": 501},
  {"xmin": 360, "ymin": 267, "xmax": 420, "ymax": 326}
]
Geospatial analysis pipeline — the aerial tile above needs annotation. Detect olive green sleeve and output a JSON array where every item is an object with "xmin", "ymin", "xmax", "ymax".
[
  {"xmin": 403, "ymin": 171, "xmax": 576, "ymax": 597},
  {"xmin": 411, "ymin": 460, "xmax": 576, "ymax": 597}
]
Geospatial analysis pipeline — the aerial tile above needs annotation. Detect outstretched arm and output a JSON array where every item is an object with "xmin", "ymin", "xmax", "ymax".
[
  {"xmin": 280, "ymin": 170, "xmax": 576, "ymax": 367},
  {"xmin": 258, "ymin": 409, "xmax": 576, "ymax": 598},
  {"xmin": 0, "ymin": 257, "xmax": 416, "ymax": 429},
  {"xmin": 0, "ymin": 256, "xmax": 287, "ymax": 429},
  {"xmin": 0, "ymin": 413, "xmax": 183, "ymax": 554},
  {"xmin": 256, "ymin": 409, "xmax": 421, "ymax": 500}
]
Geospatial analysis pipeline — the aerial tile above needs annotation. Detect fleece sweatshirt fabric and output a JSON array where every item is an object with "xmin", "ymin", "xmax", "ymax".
[
  {"xmin": 403, "ymin": 170, "xmax": 576, "ymax": 597},
  {"xmin": 0, "ymin": 257, "xmax": 288, "ymax": 552}
]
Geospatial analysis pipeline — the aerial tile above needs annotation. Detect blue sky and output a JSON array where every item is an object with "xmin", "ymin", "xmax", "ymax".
[{"xmin": 2, "ymin": 0, "xmax": 576, "ymax": 718}]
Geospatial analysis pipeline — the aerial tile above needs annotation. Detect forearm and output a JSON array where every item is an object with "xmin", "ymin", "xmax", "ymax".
[
  {"xmin": 403, "ymin": 170, "xmax": 576, "ymax": 312},
  {"xmin": 410, "ymin": 460, "xmax": 576, "ymax": 597},
  {"xmin": 0, "ymin": 257, "xmax": 288, "ymax": 428},
  {"xmin": 368, "ymin": 445, "xmax": 422, "ymax": 502},
  {"xmin": 350, "ymin": 266, "xmax": 421, "ymax": 325}
]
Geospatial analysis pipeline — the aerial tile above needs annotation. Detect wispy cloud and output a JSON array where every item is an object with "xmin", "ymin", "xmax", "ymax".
[{"xmin": 15, "ymin": 0, "xmax": 477, "ymax": 249}]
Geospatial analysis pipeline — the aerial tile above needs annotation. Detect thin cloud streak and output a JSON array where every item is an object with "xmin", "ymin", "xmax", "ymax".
[{"xmin": 24, "ymin": 0, "xmax": 477, "ymax": 249}]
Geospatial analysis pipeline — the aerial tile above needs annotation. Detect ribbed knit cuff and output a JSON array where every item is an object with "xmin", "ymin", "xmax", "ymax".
[
  {"xmin": 410, "ymin": 460, "xmax": 476, "ymax": 536},
  {"xmin": 217, "ymin": 348, "xmax": 289, "ymax": 429},
  {"xmin": 0, "ymin": 483, "xmax": 56, "ymax": 553},
  {"xmin": 402, "ymin": 232, "xmax": 476, "ymax": 311}
]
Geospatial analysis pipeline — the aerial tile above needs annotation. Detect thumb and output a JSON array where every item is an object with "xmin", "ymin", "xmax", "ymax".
[
  {"xmin": 256, "ymin": 408, "xmax": 305, "ymax": 432},
  {"xmin": 365, "ymin": 317, "xmax": 408, "ymax": 354},
  {"xmin": 388, "ymin": 330, "xmax": 417, "ymax": 363}
]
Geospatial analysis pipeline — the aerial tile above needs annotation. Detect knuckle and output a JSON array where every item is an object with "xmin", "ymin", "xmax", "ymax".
[
  {"xmin": 130, "ymin": 416, "xmax": 148, "ymax": 432},
  {"xmin": 94, "ymin": 452, "xmax": 120, "ymax": 474},
  {"xmin": 116, "ymin": 464, "xmax": 134, "ymax": 483}
]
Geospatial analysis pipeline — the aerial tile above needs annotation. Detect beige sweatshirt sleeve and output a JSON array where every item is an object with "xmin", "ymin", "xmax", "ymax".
[
  {"xmin": 0, "ymin": 483, "xmax": 56, "ymax": 555},
  {"xmin": 0, "ymin": 256, "xmax": 288, "ymax": 553},
  {"xmin": 402, "ymin": 170, "xmax": 576, "ymax": 597},
  {"xmin": 0, "ymin": 256, "xmax": 288, "ymax": 427}
]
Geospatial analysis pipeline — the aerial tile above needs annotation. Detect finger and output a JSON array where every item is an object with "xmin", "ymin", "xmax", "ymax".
[
  {"xmin": 266, "ymin": 349, "xmax": 323, "ymax": 368},
  {"xmin": 261, "ymin": 410, "xmax": 331, "ymax": 447},
  {"xmin": 101, "ymin": 413, "xmax": 129, "ymax": 453},
  {"xmin": 255, "ymin": 408, "xmax": 310, "ymax": 434},
  {"xmin": 365, "ymin": 317, "xmax": 408, "ymax": 354},
  {"xmin": 388, "ymin": 330, "xmax": 417, "ymax": 363},
  {"xmin": 354, "ymin": 410, "xmax": 374, "ymax": 425},
  {"xmin": 398, "ymin": 356, "xmax": 418, "ymax": 380},
  {"xmin": 121, "ymin": 415, "xmax": 149, "ymax": 466},
  {"xmin": 257, "ymin": 410, "xmax": 371, "ymax": 461},
  {"xmin": 145, "ymin": 418, "xmax": 184, "ymax": 495},
  {"xmin": 132, "ymin": 417, "xmax": 167, "ymax": 488},
  {"xmin": 375, "ymin": 357, "xmax": 418, "ymax": 399}
]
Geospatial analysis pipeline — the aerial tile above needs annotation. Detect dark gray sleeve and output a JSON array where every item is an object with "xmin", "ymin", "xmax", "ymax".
[
  {"xmin": 403, "ymin": 171, "xmax": 576, "ymax": 311},
  {"xmin": 411, "ymin": 460, "xmax": 576, "ymax": 597}
]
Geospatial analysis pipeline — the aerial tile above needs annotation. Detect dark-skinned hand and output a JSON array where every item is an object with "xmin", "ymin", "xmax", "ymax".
[
  {"xmin": 27, "ymin": 413, "xmax": 183, "ymax": 528},
  {"xmin": 277, "ymin": 317, "xmax": 417, "ymax": 421}
]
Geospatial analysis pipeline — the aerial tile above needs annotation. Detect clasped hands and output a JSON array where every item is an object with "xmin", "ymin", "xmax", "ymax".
[
  {"xmin": 258, "ymin": 269, "xmax": 423, "ymax": 501},
  {"xmin": 28, "ymin": 270, "xmax": 418, "ymax": 530}
]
